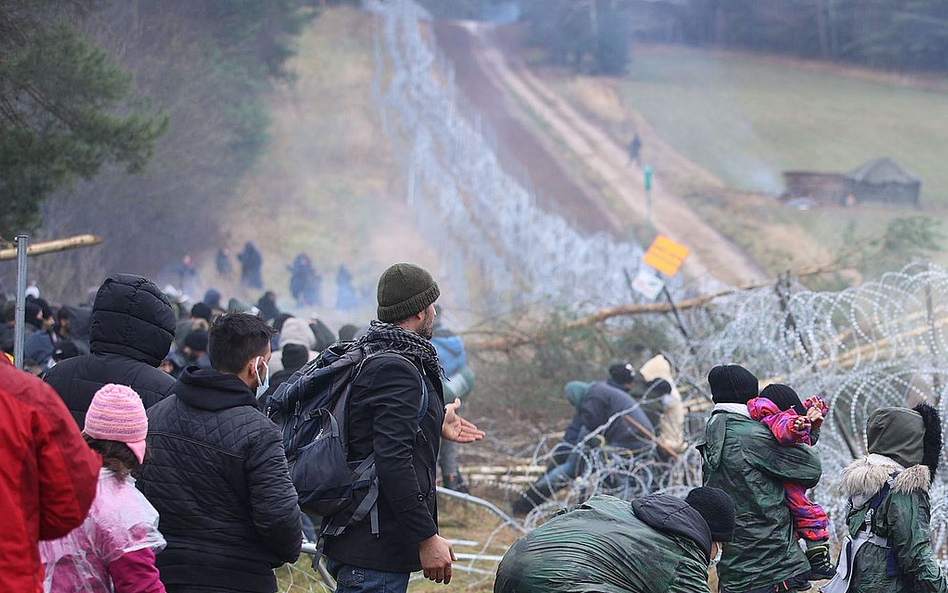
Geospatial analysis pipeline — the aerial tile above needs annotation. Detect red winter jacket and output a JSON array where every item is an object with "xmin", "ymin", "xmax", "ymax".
[{"xmin": 0, "ymin": 359, "xmax": 101, "ymax": 593}]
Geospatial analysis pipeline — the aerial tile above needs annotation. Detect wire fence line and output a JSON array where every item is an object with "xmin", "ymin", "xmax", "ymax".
[{"xmin": 365, "ymin": 0, "xmax": 654, "ymax": 319}]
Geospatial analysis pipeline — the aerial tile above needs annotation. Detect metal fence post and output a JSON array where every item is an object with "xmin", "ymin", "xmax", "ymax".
[{"xmin": 13, "ymin": 234, "xmax": 29, "ymax": 369}]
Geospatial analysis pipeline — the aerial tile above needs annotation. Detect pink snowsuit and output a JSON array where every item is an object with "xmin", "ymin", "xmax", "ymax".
[
  {"xmin": 39, "ymin": 468, "xmax": 167, "ymax": 593},
  {"xmin": 747, "ymin": 396, "xmax": 830, "ymax": 541}
]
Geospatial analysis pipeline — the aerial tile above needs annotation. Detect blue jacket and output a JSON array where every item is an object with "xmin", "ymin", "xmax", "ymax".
[{"xmin": 431, "ymin": 327, "xmax": 467, "ymax": 376}]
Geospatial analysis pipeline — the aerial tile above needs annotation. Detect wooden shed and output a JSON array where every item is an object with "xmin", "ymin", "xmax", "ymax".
[
  {"xmin": 783, "ymin": 171, "xmax": 847, "ymax": 205},
  {"xmin": 783, "ymin": 158, "xmax": 921, "ymax": 207},
  {"xmin": 844, "ymin": 158, "xmax": 920, "ymax": 206}
]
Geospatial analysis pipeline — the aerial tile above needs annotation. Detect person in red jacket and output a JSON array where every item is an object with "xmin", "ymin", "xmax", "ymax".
[{"xmin": 0, "ymin": 356, "xmax": 101, "ymax": 593}]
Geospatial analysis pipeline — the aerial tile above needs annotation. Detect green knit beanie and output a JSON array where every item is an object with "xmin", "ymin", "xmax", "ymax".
[{"xmin": 377, "ymin": 263, "xmax": 441, "ymax": 323}]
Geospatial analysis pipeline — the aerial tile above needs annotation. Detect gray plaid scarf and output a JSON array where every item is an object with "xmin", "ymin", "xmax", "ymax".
[{"xmin": 357, "ymin": 320, "xmax": 442, "ymax": 377}]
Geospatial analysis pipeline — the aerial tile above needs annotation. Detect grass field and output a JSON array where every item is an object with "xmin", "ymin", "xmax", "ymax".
[
  {"xmin": 615, "ymin": 45, "xmax": 948, "ymax": 203},
  {"xmin": 537, "ymin": 43, "xmax": 948, "ymax": 277}
]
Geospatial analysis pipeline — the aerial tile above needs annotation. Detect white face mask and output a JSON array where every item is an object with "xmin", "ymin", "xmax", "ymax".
[{"xmin": 254, "ymin": 356, "xmax": 270, "ymax": 400}]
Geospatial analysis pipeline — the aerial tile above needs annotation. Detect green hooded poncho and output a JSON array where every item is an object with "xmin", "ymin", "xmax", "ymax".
[{"xmin": 696, "ymin": 411, "xmax": 821, "ymax": 591}]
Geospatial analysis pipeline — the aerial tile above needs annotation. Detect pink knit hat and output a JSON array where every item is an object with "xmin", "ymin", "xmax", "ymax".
[{"xmin": 83, "ymin": 384, "xmax": 148, "ymax": 464}]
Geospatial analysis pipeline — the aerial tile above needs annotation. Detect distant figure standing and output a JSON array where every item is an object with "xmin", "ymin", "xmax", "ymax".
[
  {"xmin": 628, "ymin": 133, "xmax": 642, "ymax": 166},
  {"xmin": 177, "ymin": 254, "xmax": 198, "ymax": 295},
  {"xmin": 238, "ymin": 241, "xmax": 263, "ymax": 289},
  {"xmin": 288, "ymin": 253, "xmax": 321, "ymax": 307},
  {"xmin": 216, "ymin": 248, "xmax": 233, "ymax": 278},
  {"xmin": 336, "ymin": 264, "xmax": 357, "ymax": 310}
]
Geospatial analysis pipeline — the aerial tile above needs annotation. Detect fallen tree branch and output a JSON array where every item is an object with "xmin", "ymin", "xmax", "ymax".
[{"xmin": 469, "ymin": 262, "xmax": 844, "ymax": 352}]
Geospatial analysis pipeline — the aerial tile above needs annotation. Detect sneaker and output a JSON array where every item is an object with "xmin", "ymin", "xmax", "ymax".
[{"xmin": 805, "ymin": 543, "xmax": 836, "ymax": 580}]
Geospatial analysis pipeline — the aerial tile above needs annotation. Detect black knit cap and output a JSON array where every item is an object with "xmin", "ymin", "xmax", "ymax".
[
  {"xmin": 609, "ymin": 362, "xmax": 636, "ymax": 385},
  {"xmin": 191, "ymin": 302, "xmax": 212, "ymax": 323},
  {"xmin": 760, "ymin": 383, "xmax": 806, "ymax": 415},
  {"xmin": 685, "ymin": 487, "xmax": 735, "ymax": 542},
  {"xmin": 708, "ymin": 364, "xmax": 758, "ymax": 404},
  {"xmin": 377, "ymin": 263, "xmax": 440, "ymax": 323}
]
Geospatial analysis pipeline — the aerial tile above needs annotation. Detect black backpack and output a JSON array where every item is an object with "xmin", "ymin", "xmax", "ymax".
[{"xmin": 267, "ymin": 341, "xmax": 428, "ymax": 538}]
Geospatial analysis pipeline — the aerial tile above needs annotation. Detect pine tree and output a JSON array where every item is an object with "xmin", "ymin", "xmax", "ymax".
[{"xmin": 0, "ymin": 1, "xmax": 168, "ymax": 238}]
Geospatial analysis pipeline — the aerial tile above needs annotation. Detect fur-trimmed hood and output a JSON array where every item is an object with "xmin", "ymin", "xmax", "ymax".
[{"xmin": 839, "ymin": 453, "xmax": 930, "ymax": 507}]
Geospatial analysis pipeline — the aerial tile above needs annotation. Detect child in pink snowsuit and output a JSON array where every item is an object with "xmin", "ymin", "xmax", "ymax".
[
  {"xmin": 39, "ymin": 384, "xmax": 166, "ymax": 593},
  {"xmin": 748, "ymin": 383, "xmax": 834, "ymax": 579}
]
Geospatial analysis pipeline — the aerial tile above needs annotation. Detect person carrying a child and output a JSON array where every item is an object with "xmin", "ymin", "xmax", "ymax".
[
  {"xmin": 40, "ymin": 384, "xmax": 167, "ymax": 593},
  {"xmin": 747, "ymin": 383, "xmax": 834, "ymax": 580}
]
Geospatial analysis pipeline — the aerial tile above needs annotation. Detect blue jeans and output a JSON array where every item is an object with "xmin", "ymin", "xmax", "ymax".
[{"xmin": 326, "ymin": 558, "xmax": 410, "ymax": 593}]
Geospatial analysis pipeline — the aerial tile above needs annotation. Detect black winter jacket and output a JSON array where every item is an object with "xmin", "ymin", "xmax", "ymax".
[
  {"xmin": 44, "ymin": 274, "xmax": 176, "ymax": 428},
  {"xmin": 323, "ymin": 355, "xmax": 446, "ymax": 573},
  {"xmin": 137, "ymin": 367, "xmax": 302, "ymax": 593}
]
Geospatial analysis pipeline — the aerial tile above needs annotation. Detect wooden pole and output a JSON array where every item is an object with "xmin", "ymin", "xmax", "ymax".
[
  {"xmin": 0, "ymin": 234, "xmax": 102, "ymax": 261},
  {"xmin": 621, "ymin": 415, "xmax": 681, "ymax": 461}
]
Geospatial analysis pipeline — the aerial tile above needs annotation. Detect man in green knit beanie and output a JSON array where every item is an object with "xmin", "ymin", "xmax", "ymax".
[{"xmin": 322, "ymin": 263, "xmax": 484, "ymax": 593}]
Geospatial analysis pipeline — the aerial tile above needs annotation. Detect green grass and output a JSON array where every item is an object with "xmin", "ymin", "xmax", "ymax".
[{"xmin": 616, "ymin": 46, "xmax": 948, "ymax": 204}]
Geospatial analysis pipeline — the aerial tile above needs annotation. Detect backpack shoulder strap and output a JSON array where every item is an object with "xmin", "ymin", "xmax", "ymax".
[
  {"xmin": 862, "ymin": 471, "xmax": 898, "ymax": 533},
  {"xmin": 358, "ymin": 351, "xmax": 430, "ymax": 423}
]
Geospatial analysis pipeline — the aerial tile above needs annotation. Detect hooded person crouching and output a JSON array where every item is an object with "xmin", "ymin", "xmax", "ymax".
[
  {"xmin": 494, "ymin": 487, "xmax": 735, "ymax": 593},
  {"xmin": 835, "ymin": 404, "xmax": 947, "ymax": 593}
]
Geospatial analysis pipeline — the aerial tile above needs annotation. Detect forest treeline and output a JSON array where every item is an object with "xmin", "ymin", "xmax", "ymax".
[
  {"xmin": 0, "ymin": 0, "xmax": 355, "ymax": 299},
  {"xmin": 428, "ymin": 0, "xmax": 948, "ymax": 75}
]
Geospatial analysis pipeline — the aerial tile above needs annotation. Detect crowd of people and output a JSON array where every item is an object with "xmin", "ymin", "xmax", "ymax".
[
  {"xmin": 496, "ymin": 363, "xmax": 948, "ymax": 593},
  {"xmin": 2, "ymin": 262, "xmax": 947, "ymax": 593}
]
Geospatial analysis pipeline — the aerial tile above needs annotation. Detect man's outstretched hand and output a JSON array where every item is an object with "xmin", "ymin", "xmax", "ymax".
[{"xmin": 442, "ymin": 398, "xmax": 486, "ymax": 443}]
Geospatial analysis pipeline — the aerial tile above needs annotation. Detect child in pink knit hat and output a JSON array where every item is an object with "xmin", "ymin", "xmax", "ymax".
[{"xmin": 39, "ymin": 384, "xmax": 167, "ymax": 593}]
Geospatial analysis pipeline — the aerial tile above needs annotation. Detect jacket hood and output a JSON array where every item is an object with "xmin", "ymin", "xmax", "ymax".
[
  {"xmin": 279, "ymin": 317, "xmax": 317, "ymax": 349},
  {"xmin": 838, "ymin": 453, "xmax": 929, "ymax": 507},
  {"xmin": 639, "ymin": 354, "xmax": 681, "ymax": 401},
  {"xmin": 565, "ymin": 381, "xmax": 592, "ymax": 408},
  {"xmin": 174, "ymin": 366, "xmax": 257, "ymax": 411},
  {"xmin": 632, "ymin": 493, "xmax": 712, "ymax": 562},
  {"xmin": 866, "ymin": 406, "xmax": 926, "ymax": 469},
  {"xmin": 90, "ymin": 274, "xmax": 176, "ymax": 366}
]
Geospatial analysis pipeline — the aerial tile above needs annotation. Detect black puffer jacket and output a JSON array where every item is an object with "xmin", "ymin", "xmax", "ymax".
[
  {"xmin": 137, "ymin": 367, "xmax": 302, "ymax": 593},
  {"xmin": 44, "ymin": 274, "xmax": 176, "ymax": 428},
  {"xmin": 323, "ymin": 355, "xmax": 446, "ymax": 574}
]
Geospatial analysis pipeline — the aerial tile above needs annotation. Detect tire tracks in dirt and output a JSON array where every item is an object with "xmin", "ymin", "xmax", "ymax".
[{"xmin": 459, "ymin": 22, "xmax": 768, "ymax": 287}]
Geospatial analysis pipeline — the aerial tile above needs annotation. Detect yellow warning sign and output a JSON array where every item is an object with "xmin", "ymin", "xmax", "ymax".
[{"xmin": 642, "ymin": 235, "xmax": 690, "ymax": 277}]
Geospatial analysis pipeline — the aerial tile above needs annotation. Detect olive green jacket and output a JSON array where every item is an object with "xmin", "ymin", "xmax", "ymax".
[
  {"xmin": 840, "ymin": 455, "xmax": 947, "ymax": 593},
  {"xmin": 494, "ymin": 495, "xmax": 712, "ymax": 593},
  {"xmin": 697, "ymin": 410, "xmax": 822, "ymax": 592}
]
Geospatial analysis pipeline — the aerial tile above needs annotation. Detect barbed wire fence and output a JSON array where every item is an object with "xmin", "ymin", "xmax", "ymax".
[
  {"xmin": 365, "ymin": 0, "xmax": 661, "ymax": 322},
  {"xmin": 277, "ymin": 1, "xmax": 948, "ymax": 589}
]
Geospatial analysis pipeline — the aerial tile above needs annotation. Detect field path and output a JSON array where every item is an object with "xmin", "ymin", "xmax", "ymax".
[{"xmin": 449, "ymin": 22, "xmax": 768, "ymax": 286}]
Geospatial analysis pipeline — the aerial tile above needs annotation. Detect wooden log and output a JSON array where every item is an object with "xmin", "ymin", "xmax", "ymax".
[{"xmin": 0, "ymin": 234, "xmax": 102, "ymax": 261}]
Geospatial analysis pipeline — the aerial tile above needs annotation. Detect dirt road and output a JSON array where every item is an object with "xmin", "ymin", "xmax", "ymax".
[{"xmin": 442, "ymin": 22, "xmax": 768, "ymax": 287}]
